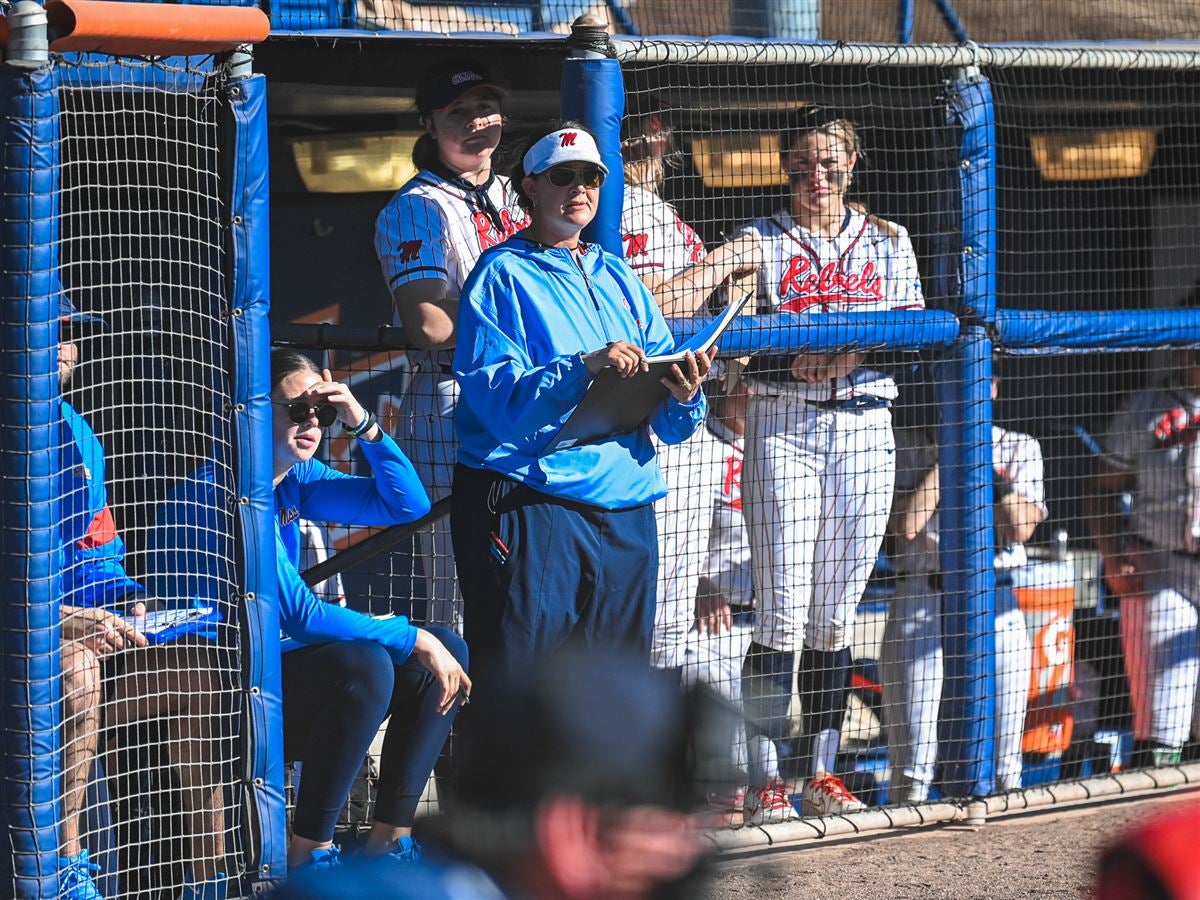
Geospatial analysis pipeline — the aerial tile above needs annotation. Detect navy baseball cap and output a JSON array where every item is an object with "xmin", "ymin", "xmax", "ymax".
[
  {"xmin": 450, "ymin": 649, "xmax": 742, "ymax": 814},
  {"xmin": 415, "ymin": 60, "xmax": 508, "ymax": 118},
  {"xmin": 57, "ymin": 278, "xmax": 107, "ymax": 333}
]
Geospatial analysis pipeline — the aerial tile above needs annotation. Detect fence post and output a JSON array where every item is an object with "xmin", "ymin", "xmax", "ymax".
[
  {"xmin": 561, "ymin": 14, "xmax": 625, "ymax": 256},
  {"xmin": 937, "ymin": 64, "xmax": 998, "ymax": 799},
  {"xmin": 0, "ymin": 34, "xmax": 63, "ymax": 898},
  {"xmin": 222, "ymin": 58, "xmax": 287, "ymax": 887}
]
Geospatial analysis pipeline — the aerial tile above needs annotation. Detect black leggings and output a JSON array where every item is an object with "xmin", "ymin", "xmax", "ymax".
[{"xmin": 281, "ymin": 627, "xmax": 467, "ymax": 841}]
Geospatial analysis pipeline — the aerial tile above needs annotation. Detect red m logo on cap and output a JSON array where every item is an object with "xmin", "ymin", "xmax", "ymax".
[{"xmin": 560, "ymin": 132, "xmax": 578, "ymax": 147}]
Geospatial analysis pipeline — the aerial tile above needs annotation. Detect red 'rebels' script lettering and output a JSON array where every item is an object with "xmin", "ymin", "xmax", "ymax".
[
  {"xmin": 624, "ymin": 232, "xmax": 649, "ymax": 258},
  {"xmin": 560, "ymin": 132, "xmax": 578, "ymax": 147},
  {"xmin": 474, "ymin": 209, "xmax": 526, "ymax": 251},
  {"xmin": 777, "ymin": 256, "xmax": 883, "ymax": 311},
  {"xmin": 398, "ymin": 239, "xmax": 422, "ymax": 263},
  {"xmin": 723, "ymin": 454, "xmax": 743, "ymax": 511}
]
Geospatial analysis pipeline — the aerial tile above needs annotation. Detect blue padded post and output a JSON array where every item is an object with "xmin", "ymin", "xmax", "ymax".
[
  {"xmin": 951, "ymin": 68, "xmax": 996, "ymax": 323},
  {"xmin": 934, "ymin": 330, "xmax": 997, "ymax": 799},
  {"xmin": 0, "ymin": 65, "xmax": 63, "ymax": 898},
  {"xmin": 936, "ymin": 64, "xmax": 999, "ymax": 800},
  {"xmin": 225, "ymin": 71, "xmax": 287, "ymax": 886},
  {"xmin": 560, "ymin": 55, "xmax": 625, "ymax": 256}
]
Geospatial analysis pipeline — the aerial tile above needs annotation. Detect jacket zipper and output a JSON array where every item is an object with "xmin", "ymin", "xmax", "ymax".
[{"xmin": 573, "ymin": 250, "xmax": 614, "ymax": 344}]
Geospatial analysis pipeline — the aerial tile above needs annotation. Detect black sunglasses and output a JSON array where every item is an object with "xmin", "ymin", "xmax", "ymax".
[
  {"xmin": 279, "ymin": 401, "xmax": 337, "ymax": 428},
  {"xmin": 544, "ymin": 164, "xmax": 605, "ymax": 189}
]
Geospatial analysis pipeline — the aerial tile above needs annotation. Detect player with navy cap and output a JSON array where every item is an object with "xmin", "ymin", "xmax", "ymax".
[{"xmin": 374, "ymin": 58, "xmax": 527, "ymax": 632}]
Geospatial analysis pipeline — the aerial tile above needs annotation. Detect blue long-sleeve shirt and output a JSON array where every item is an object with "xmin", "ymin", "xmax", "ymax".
[
  {"xmin": 454, "ymin": 235, "xmax": 705, "ymax": 509},
  {"xmin": 147, "ymin": 432, "xmax": 431, "ymax": 661},
  {"xmin": 59, "ymin": 400, "xmax": 145, "ymax": 609}
]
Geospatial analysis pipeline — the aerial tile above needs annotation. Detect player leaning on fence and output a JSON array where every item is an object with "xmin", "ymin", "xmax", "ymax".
[
  {"xmin": 732, "ymin": 108, "xmax": 925, "ymax": 820},
  {"xmin": 374, "ymin": 59, "xmax": 527, "ymax": 632},
  {"xmin": 450, "ymin": 121, "xmax": 713, "ymax": 718}
]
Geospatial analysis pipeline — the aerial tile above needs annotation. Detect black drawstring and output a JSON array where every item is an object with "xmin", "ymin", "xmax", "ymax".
[{"xmin": 431, "ymin": 161, "xmax": 506, "ymax": 233}]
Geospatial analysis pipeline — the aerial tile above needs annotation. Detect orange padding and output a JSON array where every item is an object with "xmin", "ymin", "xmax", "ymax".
[{"xmin": 0, "ymin": 0, "xmax": 271, "ymax": 57}]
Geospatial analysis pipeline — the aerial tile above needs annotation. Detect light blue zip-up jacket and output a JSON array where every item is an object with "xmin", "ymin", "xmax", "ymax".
[
  {"xmin": 454, "ymin": 235, "xmax": 706, "ymax": 509},
  {"xmin": 147, "ymin": 433, "xmax": 430, "ymax": 662}
]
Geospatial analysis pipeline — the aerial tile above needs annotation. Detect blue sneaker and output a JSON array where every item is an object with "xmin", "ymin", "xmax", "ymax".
[
  {"xmin": 388, "ymin": 836, "xmax": 423, "ymax": 864},
  {"xmin": 181, "ymin": 872, "xmax": 227, "ymax": 900},
  {"xmin": 306, "ymin": 845, "xmax": 342, "ymax": 869},
  {"xmin": 59, "ymin": 849, "xmax": 103, "ymax": 900}
]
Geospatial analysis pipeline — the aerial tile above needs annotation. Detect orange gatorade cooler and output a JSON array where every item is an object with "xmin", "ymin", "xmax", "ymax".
[{"xmin": 1012, "ymin": 559, "xmax": 1076, "ymax": 755}]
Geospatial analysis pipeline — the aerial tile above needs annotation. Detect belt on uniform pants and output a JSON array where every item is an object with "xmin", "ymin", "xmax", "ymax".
[{"xmin": 805, "ymin": 395, "xmax": 890, "ymax": 411}]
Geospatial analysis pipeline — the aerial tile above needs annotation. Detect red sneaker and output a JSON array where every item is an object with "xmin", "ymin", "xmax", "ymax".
[
  {"xmin": 800, "ymin": 774, "xmax": 866, "ymax": 816},
  {"xmin": 745, "ymin": 779, "xmax": 797, "ymax": 825}
]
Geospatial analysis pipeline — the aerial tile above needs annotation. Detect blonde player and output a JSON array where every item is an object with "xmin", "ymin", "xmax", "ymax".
[
  {"xmin": 374, "ymin": 59, "xmax": 526, "ymax": 631},
  {"xmin": 733, "ymin": 108, "xmax": 925, "ymax": 818},
  {"xmin": 619, "ymin": 105, "xmax": 759, "ymax": 676},
  {"xmin": 1088, "ymin": 348, "xmax": 1200, "ymax": 769},
  {"xmin": 881, "ymin": 369, "xmax": 1044, "ymax": 803}
]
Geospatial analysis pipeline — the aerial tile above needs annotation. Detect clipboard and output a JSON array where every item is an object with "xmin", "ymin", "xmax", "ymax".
[
  {"xmin": 124, "ymin": 605, "xmax": 223, "ymax": 645},
  {"xmin": 551, "ymin": 288, "xmax": 751, "ymax": 451}
]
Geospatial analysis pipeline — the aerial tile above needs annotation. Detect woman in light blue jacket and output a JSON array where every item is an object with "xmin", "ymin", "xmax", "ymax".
[{"xmin": 451, "ymin": 120, "xmax": 713, "ymax": 711}]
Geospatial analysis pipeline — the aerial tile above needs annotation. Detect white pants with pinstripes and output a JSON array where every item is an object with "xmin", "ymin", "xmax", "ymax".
[
  {"xmin": 742, "ymin": 393, "xmax": 895, "ymax": 653},
  {"xmin": 1121, "ymin": 547, "xmax": 1200, "ymax": 749},
  {"xmin": 879, "ymin": 573, "xmax": 1032, "ymax": 796}
]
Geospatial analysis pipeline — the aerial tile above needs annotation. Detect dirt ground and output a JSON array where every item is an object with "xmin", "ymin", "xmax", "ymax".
[{"xmin": 705, "ymin": 789, "xmax": 1200, "ymax": 900}]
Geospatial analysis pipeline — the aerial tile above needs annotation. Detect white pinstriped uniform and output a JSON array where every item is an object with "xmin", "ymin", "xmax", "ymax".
[
  {"xmin": 733, "ymin": 208, "xmax": 924, "ymax": 653},
  {"xmin": 1101, "ymin": 385, "xmax": 1200, "ymax": 749},
  {"xmin": 880, "ymin": 425, "xmax": 1042, "ymax": 795},
  {"xmin": 375, "ymin": 170, "xmax": 526, "ymax": 629},
  {"xmin": 621, "ymin": 184, "xmax": 728, "ymax": 669},
  {"xmin": 680, "ymin": 418, "xmax": 756, "ymax": 777}
]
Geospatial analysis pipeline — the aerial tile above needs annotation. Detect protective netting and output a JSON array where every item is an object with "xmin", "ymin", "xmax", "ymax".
[
  {"xmin": 261, "ymin": 42, "xmax": 1200, "ymax": 836},
  {"xmin": 52, "ymin": 56, "xmax": 244, "ymax": 896}
]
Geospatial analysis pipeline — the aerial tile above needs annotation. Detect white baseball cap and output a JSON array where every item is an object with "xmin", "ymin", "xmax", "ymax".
[{"xmin": 522, "ymin": 127, "xmax": 610, "ymax": 177}]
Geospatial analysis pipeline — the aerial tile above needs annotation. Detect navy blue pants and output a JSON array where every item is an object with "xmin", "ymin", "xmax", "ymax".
[
  {"xmin": 281, "ymin": 627, "xmax": 467, "ymax": 841},
  {"xmin": 451, "ymin": 464, "xmax": 657, "ymax": 712}
]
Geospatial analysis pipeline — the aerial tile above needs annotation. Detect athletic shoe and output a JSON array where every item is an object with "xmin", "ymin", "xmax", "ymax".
[
  {"xmin": 305, "ymin": 845, "xmax": 342, "ymax": 870},
  {"xmin": 745, "ymin": 779, "xmax": 797, "ymax": 825},
  {"xmin": 800, "ymin": 774, "xmax": 866, "ymax": 816},
  {"xmin": 59, "ymin": 849, "xmax": 103, "ymax": 900},
  {"xmin": 704, "ymin": 786, "xmax": 747, "ymax": 828},
  {"xmin": 388, "ymin": 836, "xmax": 423, "ymax": 864},
  {"xmin": 1151, "ymin": 747, "xmax": 1183, "ymax": 767}
]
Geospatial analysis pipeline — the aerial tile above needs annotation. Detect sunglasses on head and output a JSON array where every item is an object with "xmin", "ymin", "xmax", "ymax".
[
  {"xmin": 280, "ymin": 401, "xmax": 338, "ymax": 428},
  {"xmin": 544, "ymin": 164, "xmax": 605, "ymax": 189}
]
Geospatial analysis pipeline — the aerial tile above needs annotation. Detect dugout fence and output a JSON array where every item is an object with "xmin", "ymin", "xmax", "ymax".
[{"xmin": 267, "ymin": 28, "xmax": 1200, "ymax": 856}]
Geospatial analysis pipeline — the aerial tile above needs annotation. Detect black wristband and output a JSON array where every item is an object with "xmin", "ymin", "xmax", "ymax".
[{"xmin": 344, "ymin": 410, "xmax": 376, "ymax": 438}]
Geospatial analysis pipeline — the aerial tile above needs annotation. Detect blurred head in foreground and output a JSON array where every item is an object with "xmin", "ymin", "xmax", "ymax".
[
  {"xmin": 437, "ymin": 647, "xmax": 736, "ymax": 899},
  {"xmin": 1093, "ymin": 800, "xmax": 1200, "ymax": 900}
]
